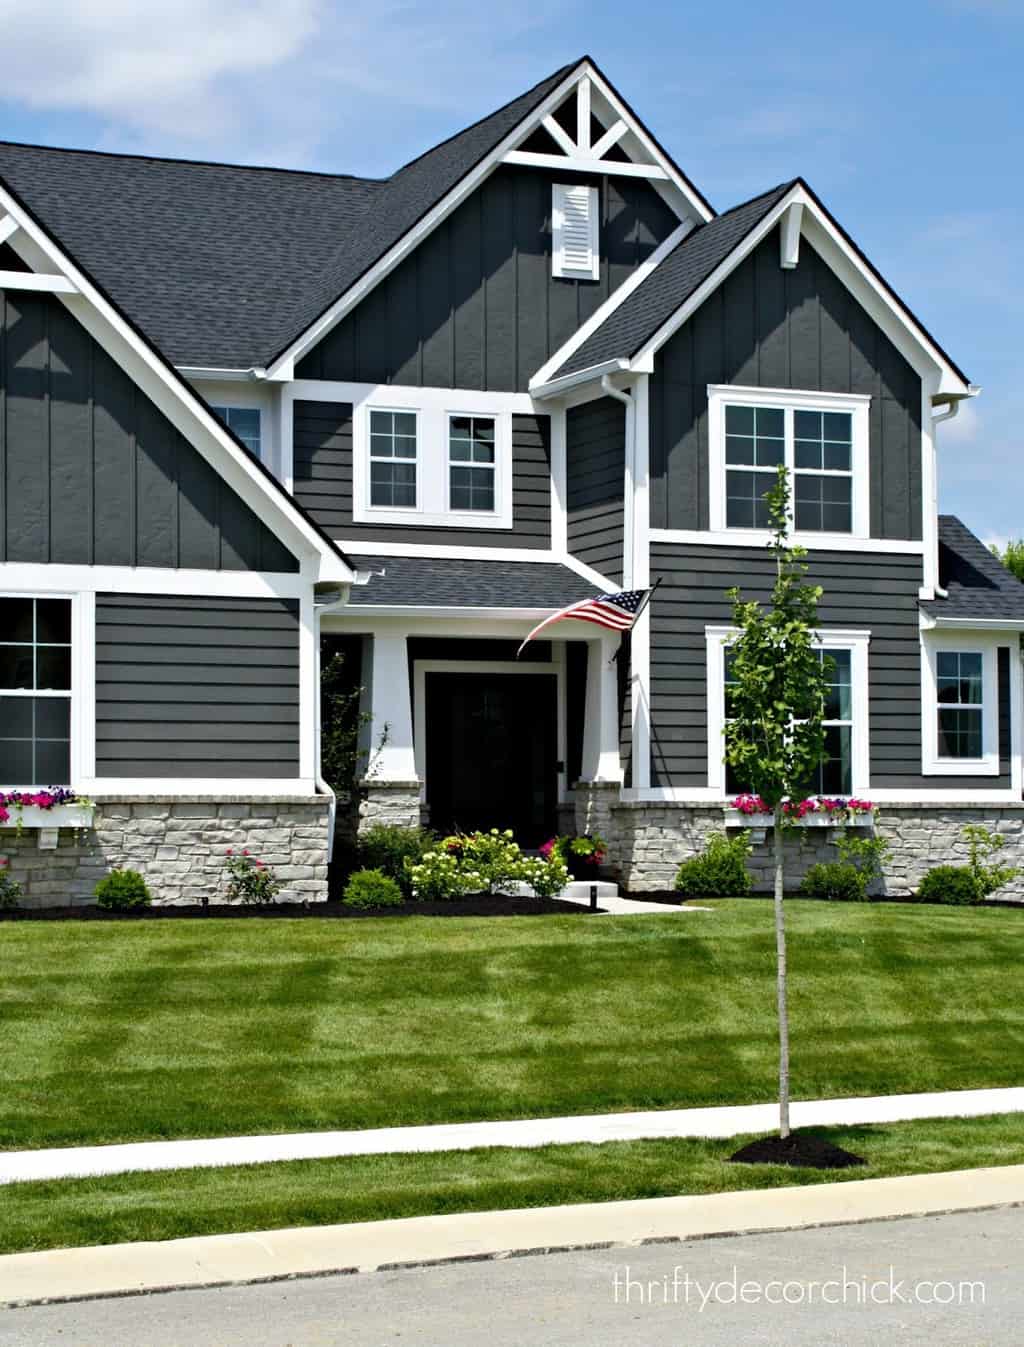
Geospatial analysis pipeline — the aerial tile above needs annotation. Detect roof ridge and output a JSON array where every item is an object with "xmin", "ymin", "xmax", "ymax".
[
  {"xmin": 0, "ymin": 138, "xmax": 386, "ymax": 184},
  {"xmin": 387, "ymin": 57, "xmax": 585, "ymax": 178}
]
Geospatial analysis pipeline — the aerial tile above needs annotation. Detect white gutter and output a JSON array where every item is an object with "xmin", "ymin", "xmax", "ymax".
[{"xmin": 530, "ymin": 358, "xmax": 631, "ymax": 401}]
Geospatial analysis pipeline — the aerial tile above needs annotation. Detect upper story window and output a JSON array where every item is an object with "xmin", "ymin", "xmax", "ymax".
[
  {"xmin": 709, "ymin": 386, "xmax": 869, "ymax": 540},
  {"xmin": 0, "ymin": 597, "xmax": 72, "ymax": 786},
  {"xmin": 552, "ymin": 183, "xmax": 599, "ymax": 281},
  {"xmin": 353, "ymin": 396, "xmax": 513, "ymax": 530},
  {"xmin": 210, "ymin": 405, "xmax": 261, "ymax": 458},
  {"xmin": 922, "ymin": 637, "xmax": 1002, "ymax": 775}
]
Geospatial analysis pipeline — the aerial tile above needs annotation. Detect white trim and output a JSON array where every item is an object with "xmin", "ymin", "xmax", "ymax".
[
  {"xmin": 263, "ymin": 60, "xmax": 711, "ymax": 381},
  {"xmin": 591, "ymin": 120, "xmax": 629, "ymax": 159},
  {"xmin": 529, "ymin": 359, "xmax": 631, "ymax": 401},
  {"xmin": 289, "ymin": 379, "xmax": 538, "ymax": 413},
  {"xmin": 541, "ymin": 114, "xmax": 578, "ymax": 157},
  {"xmin": 621, "ymin": 785, "xmax": 1024, "ymax": 805},
  {"xmin": 0, "ymin": 564, "xmax": 316, "ymax": 599},
  {"xmin": 298, "ymin": 590, "xmax": 316, "ymax": 782},
  {"xmin": 919, "ymin": 373, "xmax": 941, "ymax": 598},
  {"xmin": 530, "ymin": 222, "xmax": 692, "ymax": 391},
  {"xmin": 549, "ymin": 404, "xmax": 568, "ymax": 556},
  {"xmin": 77, "ymin": 778, "xmax": 318, "ymax": 796},
  {"xmin": 561, "ymin": 552, "xmax": 619, "ymax": 594},
  {"xmin": 0, "ymin": 270, "xmax": 76, "ymax": 293},
  {"xmin": 412, "ymin": 658, "xmax": 565, "ymax": 802},
  {"xmin": 176, "ymin": 366, "xmax": 258, "ymax": 382},
  {"xmin": 779, "ymin": 201, "xmax": 803, "ymax": 269},
  {"xmin": 503, "ymin": 151, "xmax": 668, "ymax": 180},
  {"xmin": 705, "ymin": 625, "xmax": 871, "ymax": 795},
  {"xmin": 0, "ymin": 591, "xmax": 78, "ymax": 792},
  {"xmin": 630, "ymin": 374, "xmax": 652, "ymax": 790},
  {"xmin": 332, "ymin": 539, "xmax": 617, "ymax": 595},
  {"xmin": 576, "ymin": 76, "xmax": 591, "ymax": 151},
  {"xmin": 0, "ymin": 182, "xmax": 351, "ymax": 583},
  {"xmin": 650, "ymin": 529, "xmax": 924, "ymax": 555},
  {"xmin": 707, "ymin": 383, "xmax": 870, "ymax": 540},
  {"xmin": 322, "ymin": 614, "xmax": 599, "ymax": 641},
  {"xmin": 920, "ymin": 614, "xmax": 1024, "ymax": 632},
  {"xmin": 342, "ymin": 605, "xmax": 565, "ymax": 622},
  {"xmin": 0, "ymin": 215, "xmax": 18, "ymax": 246},
  {"xmin": 921, "ymin": 632, "xmax": 1003, "ymax": 776}
]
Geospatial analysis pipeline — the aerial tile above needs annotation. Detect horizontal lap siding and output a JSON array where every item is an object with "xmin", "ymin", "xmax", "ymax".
[
  {"xmin": 649, "ymin": 545, "xmax": 1011, "ymax": 790},
  {"xmin": 296, "ymin": 167, "xmax": 679, "ymax": 392},
  {"xmin": 567, "ymin": 397, "xmax": 624, "ymax": 583},
  {"xmin": 0, "ymin": 288, "xmax": 297, "ymax": 571},
  {"xmin": 650, "ymin": 230, "xmax": 922, "ymax": 542},
  {"xmin": 292, "ymin": 402, "xmax": 551, "ymax": 548},
  {"xmin": 95, "ymin": 595, "xmax": 301, "ymax": 778}
]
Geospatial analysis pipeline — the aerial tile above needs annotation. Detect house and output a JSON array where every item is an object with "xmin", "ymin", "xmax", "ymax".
[{"xmin": 1, "ymin": 56, "xmax": 1022, "ymax": 904}]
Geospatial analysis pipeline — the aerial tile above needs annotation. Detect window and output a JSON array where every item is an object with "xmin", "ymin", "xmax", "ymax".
[
  {"xmin": 448, "ymin": 416, "xmax": 496, "ymax": 512},
  {"xmin": 369, "ymin": 410, "xmax": 417, "ymax": 509},
  {"xmin": 936, "ymin": 650, "xmax": 984, "ymax": 760},
  {"xmin": 552, "ymin": 183, "xmax": 599, "ymax": 281},
  {"xmin": 708, "ymin": 626, "xmax": 869, "ymax": 796},
  {"xmin": 922, "ymin": 638, "xmax": 1002, "ymax": 776},
  {"xmin": 710, "ymin": 386, "xmax": 869, "ymax": 538},
  {"xmin": 210, "ymin": 405, "xmax": 261, "ymax": 458},
  {"xmin": 0, "ymin": 597, "xmax": 72, "ymax": 786}
]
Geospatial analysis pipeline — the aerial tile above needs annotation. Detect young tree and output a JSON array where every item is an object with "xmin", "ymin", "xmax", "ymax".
[
  {"xmin": 723, "ymin": 466, "xmax": 831, "ymax": 1139},
  {"xmin": 991, "ymin": 539, "xmax": 1024, "ymax": 585}
]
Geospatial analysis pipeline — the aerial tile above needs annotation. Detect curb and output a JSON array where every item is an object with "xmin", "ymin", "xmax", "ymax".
[{"xmin": 3, "ymin": 1163, "xmax": 1023, "ymax": 1308}]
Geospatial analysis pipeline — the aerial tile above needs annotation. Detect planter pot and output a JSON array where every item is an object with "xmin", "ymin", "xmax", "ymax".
[
  {"xmin": 0, "ymin": 803, "xmax": 95, "ymax": 850},
  {"xmin": 724, "ymin": 809, "xmax": 874, "ymax": 835}
]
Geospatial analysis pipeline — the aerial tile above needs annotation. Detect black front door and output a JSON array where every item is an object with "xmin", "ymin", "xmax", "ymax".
[{"xmin": 425, "ymin": 672, "xmax": 558, "ymax": 846}]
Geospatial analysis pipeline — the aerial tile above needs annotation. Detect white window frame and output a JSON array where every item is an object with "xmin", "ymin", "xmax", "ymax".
[
  {"xmin": 708, "ymin": 385, "xmax": 870, "ymax": 544},
  {"xmin": 921, "ymin": 633, "xmax": 1001, "ymax": 776},
  {"xmin": 366, "ymin": 406, "xmax": 420, "ymax": 516},
  {"xmin": 445, "ymin": 413, "xmax": 499, "ymax": 515},
  {"xmin": 705, "ymin": 625, "xmax": 871, "ymax": 795},
  {"xmin": 352, "ymin": 390, "xmax": 514, "ymax": 530},
  {"xmin": 552, "ymin": 183, "xmax": 600, "ymax": 281},
  {"xmin": 0, "ymin": 592, "xmax": 81, "ymax": 790}
]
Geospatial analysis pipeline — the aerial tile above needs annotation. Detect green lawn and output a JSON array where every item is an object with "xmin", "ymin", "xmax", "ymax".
[
  {"xmin": 2, "ymin": 901, "xmax": 1023, "ymax": 1151},
  {"xmin": 3, "ymin": 1114, "xmax": 1023, "ymax": 1255}
]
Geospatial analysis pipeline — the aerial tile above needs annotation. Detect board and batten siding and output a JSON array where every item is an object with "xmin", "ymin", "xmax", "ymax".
[
  {"xmin": 295, "ymin": 167, "xmax": 679, "ymax": 393},
  {"xmin": 0, "ymin": 285, "xmax": 297, "ymax": 571},
  {"xmin": 649, "ymin": 544, "xmax": 1012, "ymax": 791},
  {"xmin": 95, "ymin": 595, "xmax": 301, "ymax": 778},
  {"xmin": 566, "ymin": 396, "xmax": 624, "ymax": 584},
  {"xmin": 292, "ymin": 401, "xmax": 551, "ymax": 548},
  {"xmin": 649, "ymin": 229, "xmax": 923, "ymax": 542}
]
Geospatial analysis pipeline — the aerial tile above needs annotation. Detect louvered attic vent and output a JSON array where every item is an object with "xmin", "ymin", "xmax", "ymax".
[{"xmin": 552, "ymin": 183, "xmax": 599, "ymax": 281}]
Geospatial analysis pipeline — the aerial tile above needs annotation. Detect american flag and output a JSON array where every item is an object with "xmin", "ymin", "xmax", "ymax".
[{"xmin": 517, "ymin": 589, "xmax": 649, "ymax": 657}]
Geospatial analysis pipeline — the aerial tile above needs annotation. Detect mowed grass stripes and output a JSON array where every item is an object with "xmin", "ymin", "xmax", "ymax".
[{"xmin": 2, "ymin": 900, "xmax": 1023, "ymax": 1151}]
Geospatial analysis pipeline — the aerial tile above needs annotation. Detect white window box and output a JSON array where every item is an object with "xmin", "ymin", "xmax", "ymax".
[
  {"xmin": 5, "ymin": 803, "xmax": 95, "ymax": 829},
  {"xmin": 723, "ymin": 808, "xmax": 875, "ymax": 844}
]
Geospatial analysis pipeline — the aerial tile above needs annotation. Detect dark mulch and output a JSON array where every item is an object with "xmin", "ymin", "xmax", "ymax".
[
  {"xmin": 0, "ymin": 895, "xmax": 591, "ymax": 921},
  {"xmin": 625, "ymin": 890, "xmax": 1023, "ymax": 908},
  {"xmin": 728, "ymin": 1132, "xmax": 867, "ymax": 1169}
]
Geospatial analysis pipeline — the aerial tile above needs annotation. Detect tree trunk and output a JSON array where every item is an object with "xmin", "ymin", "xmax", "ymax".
[{"xmin": 773, "ymin": 802, "xmax": 790, "ymax": 1138}]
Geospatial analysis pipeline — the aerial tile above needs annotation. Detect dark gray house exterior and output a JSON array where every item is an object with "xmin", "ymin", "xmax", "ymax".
[{"xmin": 1, "ymin": 56, "xmax": 1022, "ymax": 902}]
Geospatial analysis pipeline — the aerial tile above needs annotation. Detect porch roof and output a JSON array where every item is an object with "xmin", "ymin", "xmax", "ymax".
[{"xmin": 346, "ymin": 555, "xmax": 597, "ymax": 610}]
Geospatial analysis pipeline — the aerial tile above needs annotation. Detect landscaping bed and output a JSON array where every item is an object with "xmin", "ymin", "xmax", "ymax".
[{"xmin": 0, "ymin": 895, "xmax": 588, "ymax": 921}]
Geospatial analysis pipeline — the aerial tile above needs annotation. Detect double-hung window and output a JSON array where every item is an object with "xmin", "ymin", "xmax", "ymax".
[
  {"xmin": 709, "ymin": 626, "xmax": 869, "ymax": 796},
  {"xmin": 923, "ymin": 638, "xmax": 1002, "ymax": 775},
  {"xmin": 710, "ymin": 386, "xmax": 869, "ymax": 539},
  {"xmin": 0, "ymin": 597, "xmax": 73, "ymax": 786},
  {"xmin": 369, "ymin": 410, "xmax": 417, "ymax": 509},
  {"xmin": 210, "ymin": 405, "xmax": 262, "ymax": 459},
  {"xmin": 448, "ymin": 416, "xmax": 496, "ymax": 512}
]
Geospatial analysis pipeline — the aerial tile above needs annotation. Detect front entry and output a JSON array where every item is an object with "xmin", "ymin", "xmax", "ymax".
[{"xmin": 424, "ymin": 672, "xmax": 558, "ymax": 846}]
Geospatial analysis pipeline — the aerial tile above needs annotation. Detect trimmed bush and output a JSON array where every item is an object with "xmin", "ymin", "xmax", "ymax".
[
  {"xmin": 917, "ymin": 865, "xmax": 981, "ymax": 906},
  {"xmin": 343, "ymin": 869, "xmax": 404, "ymax": 909},
  {"xmin": 408, "ymin": 830, "xmax": 569, "ymax": 900},
  {"xmin": 94, "ymin": 869, "xmax": 152, "ymax": 911},
  {"xmin": 356, "ymin": 825, "xmax": 435, "ymax": 897},
  {"xmin": 674, "ymin": 831, "xmax": 752, "ymax": 898},
  {"xmin": 800, "ymin": 861, "xmax": 867, "ymax": 902}
]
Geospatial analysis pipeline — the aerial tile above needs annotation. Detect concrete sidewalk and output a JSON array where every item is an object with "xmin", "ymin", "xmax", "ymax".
[
  {"xmin": 3, "ymin": 1087, "xmax": 1022, "ymax": 1186},
  {"xmin": 3, "ymin": 1163, "xmax": 1023, "ymax": 1307}
]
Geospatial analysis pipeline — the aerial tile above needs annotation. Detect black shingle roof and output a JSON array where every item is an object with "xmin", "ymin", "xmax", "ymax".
[
  {"xmin": 348, "ymin": 556, "xmax": 595, "ymax": 609},
  {"xmin": 550, "ymin": 182, "xmax": 794, "ymax": 379},
  {"xmin": 921, "ymin": 517, "xmax": 1024, "ymax": 623},
  {"xmin": 0, "ymin": 61, "xmax": 580, "ymax": 370}
]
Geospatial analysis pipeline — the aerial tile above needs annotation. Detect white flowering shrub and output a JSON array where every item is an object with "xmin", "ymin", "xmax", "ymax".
[{"xmin": 408, "ymin": 828, "xmax": 569, "ymax": 900}]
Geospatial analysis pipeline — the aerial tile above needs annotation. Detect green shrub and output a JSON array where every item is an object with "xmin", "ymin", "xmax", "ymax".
[
  {"xmin": 0, "ymin": 859, "xmax": 22, "ymax": 909},
  {"xmin": 94, "ymin": 868, "xmax": 152, "ymax": 910},
  {"xmin": 917, "ymin": 865, "xmax": 981, "ymax": 906},
  {"xmin": 674, "ymin": 831, "xmax": 752, "ymax": 898},
  {"xmin": 408, "ymin": 830, "xmax": 569, "ymax": 900},
  {"xmin": 356, "ymin": 825, "xmax": 435, "ymax": 897},
  {"xmin": 516, "ymin": 853, "xmax": 570, "ymax": 899},
  {"xmin": 342, "ymin": 868, "xmax": 404, "ymax": 909},
  {"xmin": 963, "ymin": 824, "xmax": 1018, "ymax": 898},
  {"xmin": 223, "ymin": 850, "xmax": 280, "ymax": 905},
  {"xmin": 800, "ymin": 861, "xmax": 867, "ymax": 902}
]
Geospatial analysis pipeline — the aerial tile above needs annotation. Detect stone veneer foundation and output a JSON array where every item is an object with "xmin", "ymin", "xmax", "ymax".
[
  {"xmin": 605, "ymin": 799, "xmax": 1024, "ymax": 899},
  {"xmin": 0, "ymin": 797, "xmax": 331, "ymax": 909}
]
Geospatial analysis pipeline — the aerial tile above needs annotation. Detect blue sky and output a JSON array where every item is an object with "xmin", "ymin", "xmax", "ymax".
[{"xmin": 2, "ymin": 0, "xmax": 1021, "ymax": 541}]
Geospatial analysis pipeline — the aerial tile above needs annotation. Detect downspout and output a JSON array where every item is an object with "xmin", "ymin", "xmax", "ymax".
[{"xmin": 601, "ymin": 374, "xmax": 635, "ymax": 587}]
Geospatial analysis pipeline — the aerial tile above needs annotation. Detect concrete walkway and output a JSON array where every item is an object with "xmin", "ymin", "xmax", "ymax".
[
  {"xmin": 3, "ymin": 1163, "xmax": 1023, "ymax": 1307},
  {"xmin": 4, "ymin": 1087, "xmax": 1022, "ymax": 1186}
]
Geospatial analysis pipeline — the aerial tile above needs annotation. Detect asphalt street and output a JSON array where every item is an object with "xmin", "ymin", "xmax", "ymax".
[{"xmin": 0, "ymin": 1206, "xmax": 1018, "ymax": 1346}]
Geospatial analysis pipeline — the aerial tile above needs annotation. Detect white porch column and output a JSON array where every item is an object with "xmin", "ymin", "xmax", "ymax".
[
  {"xmin": 580, "ymin": 633, "xmax": 624, "ymax": 783},
  {"xmin": 367, "ymin": 633, "xmax": 418, "ymax": 782}
]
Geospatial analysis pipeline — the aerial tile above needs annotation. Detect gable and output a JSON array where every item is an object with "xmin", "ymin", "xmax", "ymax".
[
  {"xmin": 650, "ymin": 227, "xmax": 923, "ymax": 540},
  {"xmin": 296, "ymin": 165, "xmax": 679, "ymax": 392},
  {"xmin": 0, "ymin": 285, "xmax": 298, "ymax": 570}
]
